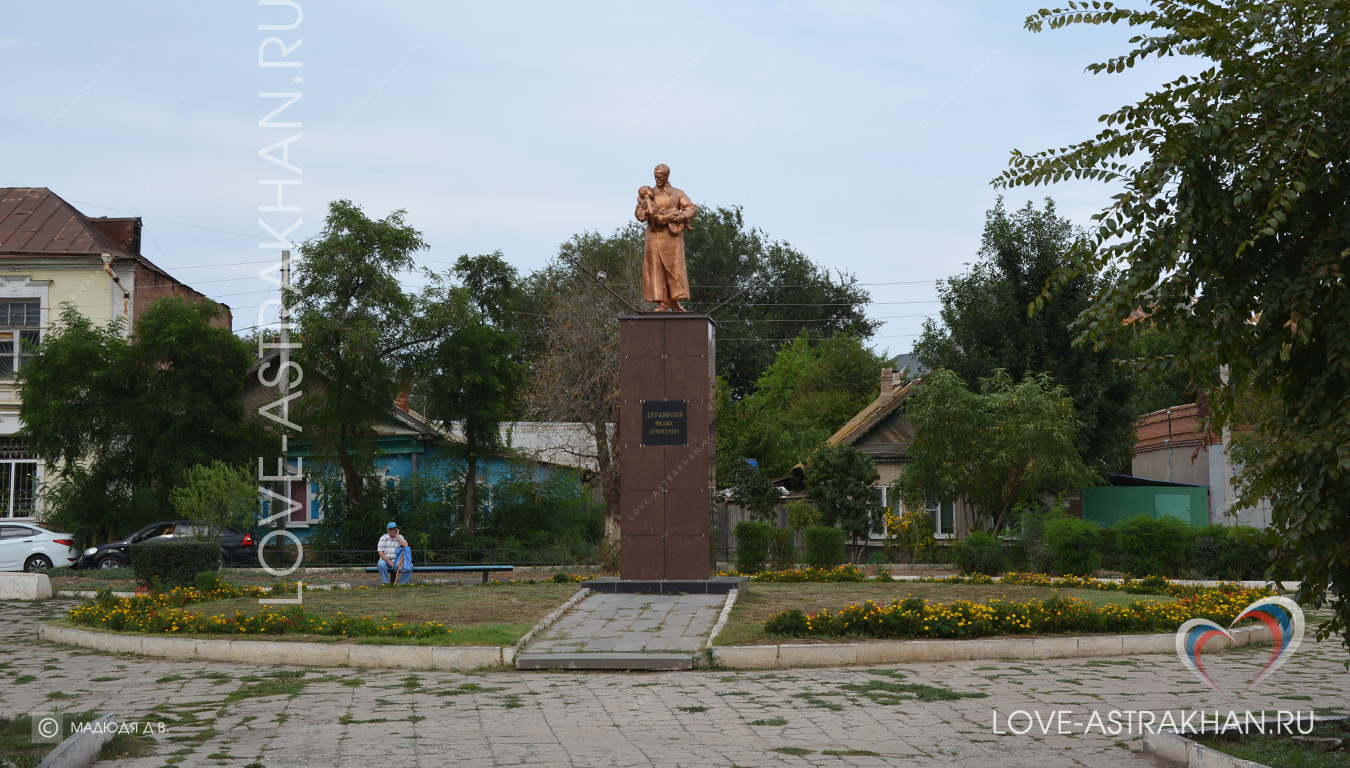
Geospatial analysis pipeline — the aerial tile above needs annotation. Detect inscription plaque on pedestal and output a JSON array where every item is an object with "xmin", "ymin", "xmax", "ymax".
[
  {"xmin": 619, "ymin": 314, "xmax": 715, "ymax": 581},
  {"xmin": 641, "ymin": 401, "xmax": 687, "ymax": 446}
]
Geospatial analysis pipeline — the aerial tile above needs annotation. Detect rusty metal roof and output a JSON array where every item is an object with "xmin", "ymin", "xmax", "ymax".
[{"xmin": 0, "ymin": 187, "xmax": 135, "ymax": 258}]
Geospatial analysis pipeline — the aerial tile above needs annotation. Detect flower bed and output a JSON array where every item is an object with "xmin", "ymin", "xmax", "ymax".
[
  {"xmin": 762, "ymin": 582, "xmax": 1276, "ymax": 640},
  {"xmin": 68, "ymin": 583, "xmax": 451, "ymax": 640}
]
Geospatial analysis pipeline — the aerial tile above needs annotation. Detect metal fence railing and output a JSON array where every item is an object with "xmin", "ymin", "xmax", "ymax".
[{"xmin": 247, "ymin": 546, "xmax": 599, "ymax": 569}]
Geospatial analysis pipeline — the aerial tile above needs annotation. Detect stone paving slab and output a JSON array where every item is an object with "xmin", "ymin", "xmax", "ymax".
[
  {"xmin": 6, "ymin": 598, "xmax": 1350, "ymax": 767},
  {"xmin": 515, "ymin": 652, "xmax": 693, "ymax": 670},
  {"xmin": 523, "ymin": 592, "xmax": 725, "ymax": 656}
]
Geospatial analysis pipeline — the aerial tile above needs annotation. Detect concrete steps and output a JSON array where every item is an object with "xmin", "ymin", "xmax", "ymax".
[{"xmin": 515, "ymin": 652, "xmax": 693, "ymax": 671}]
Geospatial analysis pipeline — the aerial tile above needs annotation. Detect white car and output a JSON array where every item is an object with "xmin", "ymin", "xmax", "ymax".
[{"xmin": 0, "ymin": 522, "xmax": 77, "ymax": 572}]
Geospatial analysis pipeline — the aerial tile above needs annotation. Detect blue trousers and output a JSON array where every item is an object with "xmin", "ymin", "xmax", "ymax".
[{"xmin": 378, "ymin": 547, "xmax": 413, "ymax": 584}]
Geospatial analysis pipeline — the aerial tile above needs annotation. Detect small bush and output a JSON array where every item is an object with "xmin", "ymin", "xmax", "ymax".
[
  {"xmin": 785, "ymin": 500, "xmax": 819, "ymax": 530},
  {"xmin": 1113, "ymin": 515, "xmax": 1193, "ymax": 576},
  {"xmin": 1043, "ymin": 517, "xmax": 1102, "ymax": 576},
  {"xmin": 735, "ymin": 521, "xmax": 773, "ymax": 574},
  {"xmin": 768, "ymin": 527, "xmax": 795, "ymax": 571},
  {"xmin": 130, "ymin": 540, "xmax": 221, "ymax": 590},
  {"xmin": 951, "ymin": 530, "xmax": 1005, "ymax": 576},
  {"xmin": 802, "ymin": 526, "xmax": 847, "ymax": 568},
  {"xmin": 194, "ymin": 570, "xmax": 226, "ymax": 593},
  {"xmin": 1190, "ymin": 525, "xmax": 1273, "ymax": 581}
]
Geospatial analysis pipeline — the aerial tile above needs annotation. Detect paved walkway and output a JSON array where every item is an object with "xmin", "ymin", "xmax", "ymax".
[
  {"xmin": 3, "ymin": 598, "xmax": 1349, "ymax": 767},
  {"xmin": 525, "ymin": 593, "xmax": 726, "ymax": 654}
]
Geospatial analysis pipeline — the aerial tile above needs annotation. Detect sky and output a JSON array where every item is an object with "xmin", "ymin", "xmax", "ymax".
[{"xmin": 0, "ymin": 1, "xmax": 1191, "ymax": 355}]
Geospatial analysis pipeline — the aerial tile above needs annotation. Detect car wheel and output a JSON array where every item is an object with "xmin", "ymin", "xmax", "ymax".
[
  {"xmin": 97, "ymin": 556, "xmax": 126, "ymax": 570},
  {"xmin": 24, "ymin": 554, "xmax": 54, "ymax": 572}
]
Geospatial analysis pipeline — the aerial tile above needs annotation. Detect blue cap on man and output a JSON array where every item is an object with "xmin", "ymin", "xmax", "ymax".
[{"xmin": 387, "ymin": 521, "xmax": 398, "ymax": 530}]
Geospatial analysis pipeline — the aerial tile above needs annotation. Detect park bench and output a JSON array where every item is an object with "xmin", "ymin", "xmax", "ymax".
[{"xmin": 363, "ymin": 564, "xmax": 515, "ymax": 584}]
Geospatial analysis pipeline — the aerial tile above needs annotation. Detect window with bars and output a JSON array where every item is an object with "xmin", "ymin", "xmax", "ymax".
[
  {"xmin": 0, "ymin": 301, "xmax": 41, "ymax": 378},
  {"xmin": 0, "ymin": 437, "xmax": 39, "ymax": 518}
]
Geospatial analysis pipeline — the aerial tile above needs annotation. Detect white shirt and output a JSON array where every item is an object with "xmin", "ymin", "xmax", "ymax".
[{"xmin": 377, "ymin": 533, "xmax": 407, "ymax": 564}]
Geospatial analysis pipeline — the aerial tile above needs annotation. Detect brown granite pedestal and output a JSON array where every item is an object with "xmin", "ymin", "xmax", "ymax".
[{"xmin": 618, "ymin": 313, "xmax": 715, "ymax": 581}]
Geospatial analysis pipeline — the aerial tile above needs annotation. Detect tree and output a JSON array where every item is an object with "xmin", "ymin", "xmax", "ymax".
[
  {"xmin": 897, "ymin": 369, "xmax": 1099, "ymax": 533},
  {"xmin": 717, "ymin": 332, "xmax": 884, "ymax": 479},
  {"xmin": 803, "ymin": 442, "xmax": 880, "ymax": 555},
  {"xmin": 1125, "ymin": 321, "xmax": 1196, "ymax": 417},
  {"xmin": 527, "ymin": 231, "xmax": 640, "ymax": 544},
  {"xmin": 518, "ymin": 208, "xmax": 878, "ymax": 398},
  {"xmin": 293, "ymin": 200, "xmax": 451, "ymax": 504},
  {"xmin": 725, "ymin": 461, "xmax": 780, "ymax": 523},
  {"xmin": 170, "ymin": 462, "xmax": 258, "ymax": 539},
  {"xmin": 914, "ymin": 198, "xmax": 1135, "ymax": 472},
  {"xmin": 423, "ymin": 253, "xmax": 526, "ymax": 536},
  {"xmin": 20, "ymin": 300, "xmax": 268, "ymax": 545},
  {"xmin": 995, "ymin": 1, "xmax": 1350, "ymax": 645}
]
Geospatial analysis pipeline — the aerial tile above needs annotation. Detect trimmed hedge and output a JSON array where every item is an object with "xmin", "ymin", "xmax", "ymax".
[
  {"xmin": 130, "ymin": 540, "xmax": 221, "ymax": 590},
  {"xmin": 1044, "ymin": 517, "xmax": 1102, "ymax": 576},
  {"xmin": 1114, "ymin": 515, "xmax": 1193, "ymax": 576},
  {"xmin": 802, "ymin": 526, "xmax": 847, "ymax": 568},
  {"xmin": 768, "ymin": 527, "xmax": 795, "ymax": 571},
  {"xmin": 734, "ymin": 521, "xmax": 772, "ymax": 574},
  {"xmin": 952, "ymin": 530, "xmax": 1005, "ymax": 576},
  {"xmin": 1190, "ymin": 525, "xmax": 1274, "ymax": 580}
]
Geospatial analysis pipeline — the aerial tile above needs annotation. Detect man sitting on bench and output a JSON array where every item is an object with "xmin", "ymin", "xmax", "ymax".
[{"xmin": 377, "ymin": 521, "xmax": 412, "ymax": 585}]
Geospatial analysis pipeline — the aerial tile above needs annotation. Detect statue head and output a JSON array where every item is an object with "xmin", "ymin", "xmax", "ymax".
[{"xmin": 654, "ymin": 164, "xmax": 670, "ymax": 186}]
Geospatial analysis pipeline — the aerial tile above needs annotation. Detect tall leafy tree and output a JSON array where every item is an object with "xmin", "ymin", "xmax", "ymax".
[
  {"xmin": 717, "ymin": 333, "xmax": 884, "ymax": 479},
  {"xmin": 897, "ymin": 369, "xmax": 1099, "ymax": 533},
  {"xmin": 423, "ymin": 253, "xmax": 526, "ymax": 536},
  {"xmin": 804, "ymin": 443, "xmax": 881, "ymax": 555},
  {"xmin": 914, "ymin": 198, "xmax": 1135, "ymax": 472},
  {"xmin": 995, "ymin": 1, "xmax": 1350, "ymax": 645},
  {"xmin": 20, "ymin": 300, "xmax": 267, "ymax": 545},
  {"xmin": 293, "ymin": 200, "xmax": 451, "ymax": 504}
]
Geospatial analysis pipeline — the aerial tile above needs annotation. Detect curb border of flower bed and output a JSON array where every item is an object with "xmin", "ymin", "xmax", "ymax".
[
  {"xmin": 37, "ymin": 623, "xmax": 512, "ymax": 671},
  {"xmin": 710, "ymin": 622, "xmax": 1273, "ymax": 669}
]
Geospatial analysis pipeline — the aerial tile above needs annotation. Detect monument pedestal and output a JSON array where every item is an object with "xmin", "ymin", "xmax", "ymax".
[{"xmin": 618, "ymin": 313, "xmax": 715, "ymax": 581}]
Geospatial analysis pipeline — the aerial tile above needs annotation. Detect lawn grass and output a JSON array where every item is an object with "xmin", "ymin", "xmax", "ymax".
[
  {"xmin": 715, "ymin": 582, "xmax": 1176, "ymax": 646},
  {"xmin": 1196, "ymin": 718, "xmax": 1350, "ymax": 768},
  {"xmin": 168, "ymin": 582, "xmax": 579, "ymax": 646}
]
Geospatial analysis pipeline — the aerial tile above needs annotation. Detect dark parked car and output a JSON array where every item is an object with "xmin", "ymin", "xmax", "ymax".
[{"xmin": 75, "ymin": 519, "xmax": 259, "ymax": 570}]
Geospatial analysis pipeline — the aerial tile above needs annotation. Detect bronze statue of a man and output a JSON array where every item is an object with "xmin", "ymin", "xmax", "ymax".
[{"xmin": 635, "ymin": 163, "xmax": 697, "ymax": 312}]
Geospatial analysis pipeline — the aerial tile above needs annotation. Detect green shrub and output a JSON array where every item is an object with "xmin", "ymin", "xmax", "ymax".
[
  {"xmin": 1043, "ymin": 517, "xmax": 1102, "ymax": 576},
  {"xmin": 768, "ymin": 527, "xmax": 795, "ymax": 571},
  {"xmin": 786, "ymin": 500, "xmax": 820, "ymax": 530},
  {"xmin": 193, "ymin": 570, "xmax": 226, "ymax": 593},
  {"xmin": 951, "ymin": 530, "xmax": 1005, "ymax": 576},
  {"xmin": 1113, "ymin": 515, "xmax": 1193, "ymax": 576},
  {"xmin": 802, "ymin": 526, "xmax": 847, "ymax": 568},
  {"xmin": 1190, "ymin": 525, "xmax": 1273, "ymax": 581},
  {"xmin": 130, "ymin": 540, "xmax": 221, "ymax": 590},
  {"xmin": 735, "ymin": 521, "xmax": 773, "ymax": 574}
]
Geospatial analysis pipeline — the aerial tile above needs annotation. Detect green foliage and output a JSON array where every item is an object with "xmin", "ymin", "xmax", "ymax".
[
  {"xmin": 725, "ymin": 462, "xmax": 780, "ymax": 522},
  {"xmin": 422, "ymin": 252, "xmax": 527, "ymax": 536},
  {"xmin": 768, "ymin": 527, "xmax": 796, "ymax": 571},
  {"xmin": 898, "ymin": 369, "xmax": 1099, "ymax": 532},
  {"xmin": 1125, "ymin": 322, "xmax": 1196, "ymax": 417},
  {"xmin": 915, "ymin": 198, "xmax": 1135, "ymax": 471},
  {"xmin": 804, "ymin": 443, "xmax": 881, "ymax": 546},
  {"xmin": 170, "ymin": 462, "xmax": 257, "ymax": 539},
  {"xmin": 194, "ymin": 570, "xmax": 226, "ymax": 593},
  {"xmin": 717, "ymin": 334, "xmax": 885, "ymax": 479},
  {"xmin": 951, "ymin": 530, "xmax": 1006, "ymax": 576},
  {"xmin": 1043, "ymin": 517, "xmax": 1102, "ymax": 576},
  {"xmin": 884, "ymin": 505, "xmax": 936, "ymax": 564},
  {"xmin": 1190, "ymin": 525, "xmax": 1277, "ymax": 581},
  {"xmin": 294, "ymin": 200, "xmax": 450, "ymax": 504},
  {"xmin": 19, "ymin": 300, "xmax": 268, "ymax": 546},
  {"xmin": 802, "ymin": 526, "xmax": 847, "ymax": 569},
  {"xmin": 1113, "ymin": 515, "xmax": 1193, "ymax": 577},
  {"xmin": 130, "ymin": 540, "xmax": 221, "ymax": 590},
  {"xmin": 785, "ymin": 500, "xmax": 820, "ymax": 531},
  {"xmin": 997, "ymin": 0, "xmax": 1350, "ymax": 645},
  {"xmin": 734, "ymin": 521, "xmax": 772, "ymax": 574}
]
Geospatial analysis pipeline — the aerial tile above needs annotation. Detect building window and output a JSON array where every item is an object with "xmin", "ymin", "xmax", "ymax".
[
  {"xmin": 0, "ymin": 301, "xmax": 40, "ymax": 377},
  {"xmin": 0, "ymin": 438, "xmax": 39, "ymax": 518},
  {"xmin": 927, "ymin": 494, "xmax": 955, "ymax": 538},
  {"xmin": 869, "ymin": 485, "xmax": 889, "ymax": 539}
]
